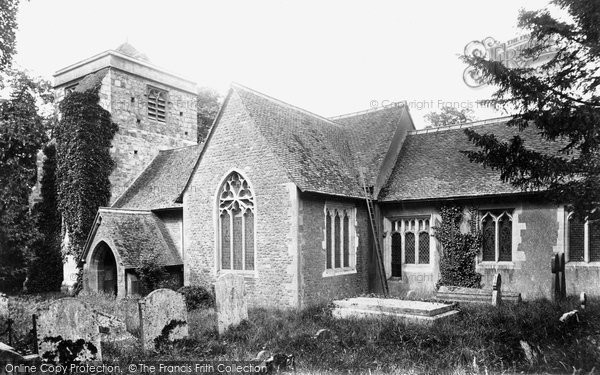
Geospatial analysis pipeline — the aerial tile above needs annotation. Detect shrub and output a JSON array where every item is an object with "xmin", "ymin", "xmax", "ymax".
[{"xmin": 178, "ymin": 285, "xmax": 214, "ymax": 311}]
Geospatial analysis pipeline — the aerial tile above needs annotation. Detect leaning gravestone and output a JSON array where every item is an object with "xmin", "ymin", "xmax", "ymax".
[
  {"xmin": 36, "ymin": 298, "xmax": 101, "ymax": 360},
  {"xmin": 138, "ymin": 289, "xmax": 188, "ymax": 351},
  {"xmin": 0, "ymin": 293, "xmax": 8, "ymax": 321},
  {"xmin": 214, "ymin": 274, "xmax": 248, "ymax": 334}
]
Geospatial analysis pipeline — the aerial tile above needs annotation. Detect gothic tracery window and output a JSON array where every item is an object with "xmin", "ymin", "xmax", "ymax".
[
  {"xmin": 391, "ymin": 218, "xmax": 430, "ymax": 266},
  {"xmin": 147, "ymin": 86, "xmax": 167, "ymax": 122},
  {"xmin": 567, "ymin": 212, "xmax": 600, "ymax": 263},
  {"xmin": 219, "ymin": 172, "xmax": 255, "ymax": 271}
]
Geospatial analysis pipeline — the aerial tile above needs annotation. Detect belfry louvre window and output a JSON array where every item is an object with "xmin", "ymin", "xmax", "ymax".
[
  {"xmin": 218, "ymin": 172, "xmax": 255, "ymax": 271},
  {"xmin": 480, "ymin": 210, "xmax": 513, "ymax": 262},
  {"xmin": 147, "ymin": 87, "xmax": 167, "ymax": 122},
  {"xmin": 567, "ymin": 213, "xmax": 600, "ymax": 263},
  {"xmin": 391, "ymin": 218, "xmax": 431, "ymax": 267},
  {"xmin": 324, "ymin": 204, "xmax": 356, "ymax": 274}
]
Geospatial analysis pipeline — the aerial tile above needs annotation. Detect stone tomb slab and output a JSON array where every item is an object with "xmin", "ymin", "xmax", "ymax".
[
  {"xmin": 214, "ymin": 274, "xmax": 248, "ymax": 334},
  {"xmin": 332, "ymin": 297, "xmax": 459, "ymax": 325},
  {"xmin": 138, "ymin": 289, "xmax": 188, "ymax": 351},
  {"xmin": 36, "ymin": 298, "xmax": 101, "ymax": 360}
]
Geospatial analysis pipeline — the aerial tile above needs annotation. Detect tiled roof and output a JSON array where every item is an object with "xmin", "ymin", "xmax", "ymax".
[
  {"xmin": 333, "ymin": 105, "xmax": 412, "ymax": 187},
  {"xmin": 112, "ymin": 144, "xmax": 203, "ymax": 210},
  {"xmin": 379, "ymin": 120, "xmax": 568, "ymax": 201},
  {"xmin": 114, "ymin": 42, "xmax": 150, "ymax": 62},
  {"xmin": 232, "ymin": 84, "xmax": 410, "ymax": 198},
  {"xmin": 94, "ymin": 209, "xmax": 182, "ymax": 268}
]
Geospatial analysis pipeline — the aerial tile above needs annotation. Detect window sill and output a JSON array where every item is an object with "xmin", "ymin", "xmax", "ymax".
[
  {"xmin": 218, "ymin": 269, "xmax": 256, "ymax": 278},
  {"xmin": 322, "ymin": 268, "xmax": 357, "ymax": 278},
  {"xmin": 476, "ymin": 261, "xmax": 515, "ymax": 270},
  {"xmin": 566, "ymin": 262, "xmax": 600, "ymax": 268}
]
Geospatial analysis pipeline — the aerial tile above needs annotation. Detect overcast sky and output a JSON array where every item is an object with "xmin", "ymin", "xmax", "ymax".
[{"xmin": 13, "ymin": 0, "xmax": 551, "ymax": 128}]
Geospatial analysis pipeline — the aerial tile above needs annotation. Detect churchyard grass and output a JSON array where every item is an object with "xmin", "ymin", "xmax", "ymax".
[{"xmin": 5, "ymin": 293, "xmax": 600, "ymax": 374}]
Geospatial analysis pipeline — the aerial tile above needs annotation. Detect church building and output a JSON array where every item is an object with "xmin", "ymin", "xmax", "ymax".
[{"xmin": 53, "ymin": 45, "xmax": 599, "ymax": 307}]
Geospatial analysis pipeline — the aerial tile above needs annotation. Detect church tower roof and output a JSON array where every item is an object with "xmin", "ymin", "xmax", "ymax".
[{"xmin": 114, "ymin": 42, "xmax": 150, "ymax": 63}]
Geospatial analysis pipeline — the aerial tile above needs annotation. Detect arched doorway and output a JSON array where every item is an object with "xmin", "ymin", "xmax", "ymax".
[{"xmin": 91, "ymin": 242, "xmax": 118, "ymax": 295}]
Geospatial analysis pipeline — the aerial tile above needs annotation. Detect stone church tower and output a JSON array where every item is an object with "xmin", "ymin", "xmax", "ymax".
[
  {"xmin": 52, "ymin": 43, "xmax": 199, "ymax": 292},
  {"xmin": 53, "ymin": 43, "xmax": 198, "ymax": 203}
]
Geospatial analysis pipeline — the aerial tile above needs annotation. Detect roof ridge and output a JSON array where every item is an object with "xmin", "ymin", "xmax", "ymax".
[
  {"xmin": 231, "ymin": 82, "xmax": 341, "ymax": 127},
  {"xmin": 409, "ymin": 115, "xmax": 513, "ymax": 135},
  {"xmin": 329, "ymin": 101, "xmax": 407, "ymax": 120}
]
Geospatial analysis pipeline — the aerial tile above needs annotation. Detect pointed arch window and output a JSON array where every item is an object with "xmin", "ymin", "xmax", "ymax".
[
  {"xmin": 480, "ymin": 210, "xmax": 513, "ymax": 262},
  {"xmin": 219, "ymin": 172, "xmax": 255, "ymax": 271}
]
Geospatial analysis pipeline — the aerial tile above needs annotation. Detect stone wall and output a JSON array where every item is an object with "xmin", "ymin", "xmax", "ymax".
[
  {"xmin": 183, "ymin": 91, "xmax": 298, "ymax": 308},
  {"xmin": 106, "ymin": 69, "xmax": 197, "ymax": 203},
  {"xmin": 299, "ymin": 194, "xmax": 370, "ymax": 307}
]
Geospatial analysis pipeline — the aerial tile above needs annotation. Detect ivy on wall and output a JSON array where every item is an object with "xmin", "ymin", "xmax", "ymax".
[
  {"xmin": 55, "ymin": 89, "xmax": 118, "ymax": 259},
  {"xmin": 433, "ymin": 206, "xmax": 482, "ymax": 288}
]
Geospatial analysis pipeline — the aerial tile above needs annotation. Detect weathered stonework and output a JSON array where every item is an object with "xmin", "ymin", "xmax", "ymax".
[
  {"xmin": 36, "ymin": 298, "xmax": 101, "ymax": 360},
  {"xmin": 214, "ymin": 274, "xmax": 248, "ymax": 334},
  {"xmin": 138, "ymin": 289, "xmax": 188, "ymax": 351}
]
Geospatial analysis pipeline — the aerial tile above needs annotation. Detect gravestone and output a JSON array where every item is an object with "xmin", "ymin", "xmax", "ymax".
[
  {"xmin": 138, "ymin": 289, "xmax": 188, "ymax": 351},
  {"xmin": 0, "ymin": 293, "xmax": 8, "ymax": 321},
  {"xmin": 581, "ymin": 292, "xmax": 587, "ymax": 310},
  {"xmin": 491, "ymin": 273, "xmax": 502, "ymax": 307},
  {"xmin": 214, "ymin": 274, "xmax": 247, "ymax": 334},
  {"xmin": 36, "ymin": 298, "xmax": 101, "ymax": 360},
  {"xmin": 551, "ymin": 253, "xmax": 567, "ymax": 302}
]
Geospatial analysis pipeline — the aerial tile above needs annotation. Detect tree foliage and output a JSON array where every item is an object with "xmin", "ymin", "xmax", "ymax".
[
  {"xmin": 196, "ymin": 87, "xmax": 221, "ymax": 143},
  {"xmin": 0, "ymin": 0, "xmax": 19, "ymax": 72},
  {"xmin": 424, "ymin": 106, "xmax": 475, "ymax": 128},
  {"xmin": 462, "ymin": 0, "xmax": 600, "ymax": 219},
  {"xmin": 55, "ymin": 89, "xmax": 117, "ymax": 259},
  {"xmin": 25, "ymin": 143, "xmax": 63, "ymax": 293},
  {"xmin": 0, "ymin": 70, "xmax": 48, "ymax": 293},
  {"xmin": 433, "ymin": 206, "xmax": 482, "ymax": 288}
]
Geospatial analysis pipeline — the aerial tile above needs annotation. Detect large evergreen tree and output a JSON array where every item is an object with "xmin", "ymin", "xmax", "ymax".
[
  {"xmin": 462, "ymin": 0, "xmax": 600, "ymax": 219},
  {"xmin": 0, "ymin": 70, "xmax": 48, "ymax": 293}
]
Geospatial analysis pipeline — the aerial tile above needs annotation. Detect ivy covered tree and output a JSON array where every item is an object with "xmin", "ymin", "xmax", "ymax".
[
  {"xmin": 55, "ymin": 88, "xmax": 118, "ymax": 260},
  {"xmin": 0, "ymin": 70, "xmax": 48, "ymax": 292},
  {"xmin": 196, "ymin": 87, "xmax": 221, "ymax": 143},
  {"xmin": 424, "ymin": 106, "xmax": 475, "ymax": 128},
  {"xmin": 462, "ymin": 0, "xmax": 600, "ymax": 220},
  {"xmin": 25, "ymin": 143, "xmax": 63, "ymax": 293}
]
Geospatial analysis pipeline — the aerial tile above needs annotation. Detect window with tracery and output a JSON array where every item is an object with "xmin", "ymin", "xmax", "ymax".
[
  {"xmin": 147, "ymin": 86, "xmax": 167, "ymax": 122},
  {"xmin": 390, "ymin": 217, "xmax": 431, "ymax": 266},
  {"xmin": 219, "ymin": 172, "xmax": 255, "ymax": 271},
  {"xmin": 324, "ymin": 204, "xmax": 356, "ymax": 275},
  {"xmin": 480, "ymin": 210, "xmax": 513, "ymax": 262}
]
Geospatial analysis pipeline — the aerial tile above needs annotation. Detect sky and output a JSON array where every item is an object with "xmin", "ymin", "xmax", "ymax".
[{"xmin": 13, "ymin": 0, "xmax": 552, "ymax": 128}]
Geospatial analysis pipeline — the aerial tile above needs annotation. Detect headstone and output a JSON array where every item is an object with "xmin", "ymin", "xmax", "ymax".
[
  {"xmin": 491, "ymin": 273, "xmax": 502, "ymax": 307},
  {"xmin": 406, "ymin": 290, "xmax": 415, "ymax": 299},
  {"xmin": 558, "ymin": 253, "xmax": 566, "ymax": 300},
  {"xmin": 519, "ymin": 340, "xmax": 537, "ymax": 366},
  {"xmin": 580, "ymin": 292, "xmax": 587, "ymax": 310},
  {"xmin": 36, "ymin": 298, "xmax": 101, "ymax": 360},
  {"xmin": 125, "ymin": 300, "xmax": 141, "ymax": 335},
  {"xmin": 0, "ymin": 293, "xmax": 8, "ymax": 321},
  {"xmin": 138, "ymin": 289, "xmax": 188, "ymax": 351},
  {"xmin": 214, "ymin": 274, "xmax": 247, "ymax": 334}
]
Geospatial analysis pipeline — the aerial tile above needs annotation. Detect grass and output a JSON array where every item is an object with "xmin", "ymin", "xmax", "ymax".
[{"xmin": 4, "ymin": 293, "xmax": 600, "ymax": 374}]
